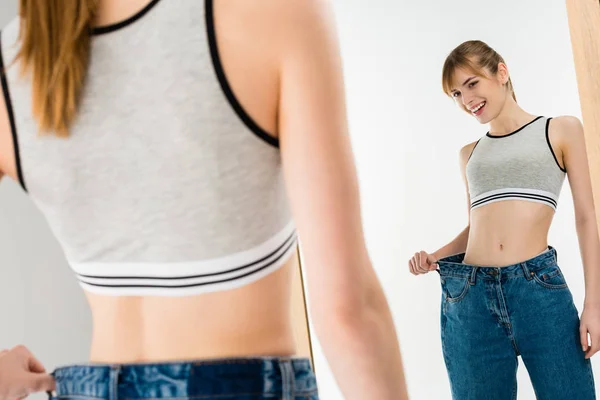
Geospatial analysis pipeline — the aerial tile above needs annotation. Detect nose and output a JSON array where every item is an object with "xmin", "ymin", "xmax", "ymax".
[{"xmin": 462, "ymin": 94, "xmax": 473, "ymax": 109}]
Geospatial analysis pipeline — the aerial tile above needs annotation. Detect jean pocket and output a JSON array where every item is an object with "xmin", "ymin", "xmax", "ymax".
[
  {"xmin": 440, "ymin": 275, "xmax": 470, "ymax": 303},
  {"xmin": 531, "ymin": 264, "xmax": 568, "ymax": 289}
]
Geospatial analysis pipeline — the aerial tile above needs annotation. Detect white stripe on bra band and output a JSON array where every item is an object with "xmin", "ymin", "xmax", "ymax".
[
  {"xmin": 70, "ymin": 221, "xmax": 298, "ymax": 296},
  {"xmin": 470, "ymin": 188, "xmax": 558, "ymax": 210}
]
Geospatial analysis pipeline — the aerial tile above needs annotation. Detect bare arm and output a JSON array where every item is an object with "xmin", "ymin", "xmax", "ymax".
[
  {"xmin": 553, "ymin": 115, "xmax": 600, "ymax": 358},
  {"xmin": 554, "ymin": 117, "xmax": 600, "ymax": 304},
  {"xmin": 431, "ymin": 142, "xmax": 475, "ymax": 260},
  {"xmin": 276, "ymin": 1, "xmax": 407, "ymax": 398}
]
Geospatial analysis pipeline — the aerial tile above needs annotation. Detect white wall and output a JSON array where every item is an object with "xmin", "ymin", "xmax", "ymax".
[{"xmin": 306, "ymin": 0, "xmax": 598, "ymax": 399}]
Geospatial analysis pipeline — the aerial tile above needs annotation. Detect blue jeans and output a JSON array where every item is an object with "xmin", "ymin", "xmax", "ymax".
[
  {"xmin": 437, "ymin": 246, "xmax": 595, "ymax": 399},
  {"xmin": 48, "ymin": 357, "xmax": 318, "ymax": 400}
]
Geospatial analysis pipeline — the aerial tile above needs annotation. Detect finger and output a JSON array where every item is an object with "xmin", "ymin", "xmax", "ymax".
[
  {"xmin": 585, "ymin": 332, "xmax": 596, "ymax": 359},
  {"xmin": 26, "ymin": 373, "xmax": 56, "ymax": 394},
  {"xmin": 27, "ymin": 354, "xmax": 46, "ymax": 374},
  {"xmin": 0, "ymin": 349, "xmax": 7, "ymax": 357},
  {"xmin": 588, "ymin": 335, "xmax": 600, "ymax": 359},
  {"xmin": 413, "ymin": 254, "xmax": 423, "ymax": 274},
  {"xmin": 416, "ymin": 266, "xmax": 428, "ymax": 274},
  {"xmin": 410, "ymin": 258, "xmax": 420, "ymax": 275},
  {"xmin": 419, "ymin": 251, "xmax": 429, "ymax": 268},
  {"xmin": 414, "ymin": 252, "xmax": 424, "ymax": 272},
  {"xmin": 421, "ymin": 251, "xmax": 436, "ymax": 271},
  {"xmin": 408, "ymin": 259, "xmax": 415, "ymax": 275},
  {"xmin": 580, "ymin": 325, "xmax": 589, "ymax": 352},
  {"xmin": 416, "ymin": 257, "xmax": 429, "ymax": 274},
  {"xmin": 428, "ymin": 254, "xmax": 439, "ymax": 269},
  {"xmin": 414, "ymin": 260, "xmax": 427, "ymax": 274}
]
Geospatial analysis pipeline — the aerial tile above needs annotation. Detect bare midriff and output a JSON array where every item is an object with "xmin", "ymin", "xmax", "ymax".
[{"xmin": 465, "ymin": 200, "xmax": 555, "ymax": 267}]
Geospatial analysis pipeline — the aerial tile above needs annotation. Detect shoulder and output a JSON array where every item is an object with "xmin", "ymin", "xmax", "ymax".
[
  {"xmin": 227, "ymin": 0, "xmax": 333, "ymax": 32},
  {"xmin": 459, "ymin": 139, "xmax": 480, "ymax": 162},
  {"xmin": 267, "ymin": 0, "xmax": 337, "ymax": 50},
  {"xmin": 548, "ymin": 115, "xmax": 583, "ymax": 133},
  {"xmin": 547, "ymin": 115, "xmax": 584, "ymax": 146},
  {"xmin": 219, "ymin": 0, "xmax": 335, "ymax": 59},
  {"xmin": 265, "ymin": 0, "xmax": 334, "ymax": 23}
]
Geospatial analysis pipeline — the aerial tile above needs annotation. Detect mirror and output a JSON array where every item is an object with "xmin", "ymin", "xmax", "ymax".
[{"xmin": 305, "ymin": 0, "xmax": 600, "ymax": 398}]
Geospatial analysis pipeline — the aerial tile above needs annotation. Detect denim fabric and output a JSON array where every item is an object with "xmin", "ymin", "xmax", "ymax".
[
  {"xmin": 437, "ymin": 246, "xmax": 595, "ymax": 400},
  {"xmin": 48, "ymin": 357, "xmax": 318, "ymax": 400}
]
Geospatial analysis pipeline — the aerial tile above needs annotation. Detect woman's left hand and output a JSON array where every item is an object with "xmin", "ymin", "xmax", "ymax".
[{"xmin": 580, "ymin": 303, "xmax": 600, "ymax": 359}]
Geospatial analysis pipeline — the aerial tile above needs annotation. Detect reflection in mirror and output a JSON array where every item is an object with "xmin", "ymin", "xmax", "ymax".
[{"xmin": 307, "ymin": 0, "xmax": 600, "ymax": 398}]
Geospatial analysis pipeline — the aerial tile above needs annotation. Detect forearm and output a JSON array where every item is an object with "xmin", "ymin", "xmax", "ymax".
[
  {"xmin": 432, "ymin": 225, "xmax": 470, "ymax": 261},
  {"xmin": 312, "ymin": 284, "xmax": 408, "ymax": 399},
  {"xmin": 576, "ymin": 217, "xmax": 600, "ymax": 306}
]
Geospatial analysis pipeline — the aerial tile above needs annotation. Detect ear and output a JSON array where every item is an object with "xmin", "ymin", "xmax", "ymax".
[{"xmin": 497, "ymin": 63, "xmax": 510, "ymax": 85}]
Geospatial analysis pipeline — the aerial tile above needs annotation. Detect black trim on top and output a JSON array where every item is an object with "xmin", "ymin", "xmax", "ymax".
[
  {"xmin": 545, "ymin": 118, "xmax": 567, "ymax": 173},
  {"xmin": 486, "ymin": 115, "xmax": 544, "ymax": 138},
  {"xmin": 77, "ymin": 230, "xmax": 297, "ymax": 280},
  {"xmin": 471, "ymin": 191, "xmax": 557, "ymax": 209},
  {"xmin": 0, "ymin": 31, "xmax": 26, "ymax": 192},
  {"xmin": 205, "ymin": 0, "xmax": 280, "ymax": 148},
  {"xmin": 78, "ymin": 234, "xmax": 298, "ymax": 289},
  {"xmin": 467, "ymin": 138, "xmax": 481, "ymax": 163},
  {"xmin": 91, "ymin": 0, "xmax": 163, "ymax": 35}
]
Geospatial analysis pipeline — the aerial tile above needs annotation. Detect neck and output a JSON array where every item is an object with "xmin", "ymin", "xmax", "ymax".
[{"xmin": 487, "ymin": 97, "xmax": 537, "ymax": 136}]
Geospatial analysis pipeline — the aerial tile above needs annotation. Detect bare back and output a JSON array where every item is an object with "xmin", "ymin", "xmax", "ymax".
[{"xmin": 0, "ymin": 0, "xmax": 348, "ymax": 363}]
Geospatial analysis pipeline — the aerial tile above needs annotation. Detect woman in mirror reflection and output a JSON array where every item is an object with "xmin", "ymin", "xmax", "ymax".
[{"xmin": 408, "ymin": 40, "xmax": 600, "ymax": 400}]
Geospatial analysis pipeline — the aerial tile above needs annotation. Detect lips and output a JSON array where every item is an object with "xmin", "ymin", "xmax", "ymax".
[{"xmin": 470, "ymin": 101, "xmax": 486, "ymax": 116}]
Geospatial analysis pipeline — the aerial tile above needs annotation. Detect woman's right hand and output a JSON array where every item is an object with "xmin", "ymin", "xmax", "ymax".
[
  {"xmin": 0, "ymin": 345, "xmax": 55, "ymax": 400},
  {"xmin": 408, "ymin": 251, "xmax": 439, "ymax": 275}
]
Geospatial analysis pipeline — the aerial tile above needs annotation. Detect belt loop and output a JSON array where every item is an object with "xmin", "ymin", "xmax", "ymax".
[
  {"xmin": 109, "ymin": 365, "xmax": 121, "ymax": 400},
  {"xmin": 469, "ymin": 267, "xmax": 478, "ymax": 285},
  {"xmin": 279, "ymin": 358, "xmax": 294, "ymax": 400},
  {"xmin": 521, "ymin": 262, "xmax": 533, "ymax": 280}
]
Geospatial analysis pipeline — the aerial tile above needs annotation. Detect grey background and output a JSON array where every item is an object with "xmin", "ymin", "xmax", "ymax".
[{"xmin": 0, "ymin": 3, "xmax": 92, "ymax": 396}]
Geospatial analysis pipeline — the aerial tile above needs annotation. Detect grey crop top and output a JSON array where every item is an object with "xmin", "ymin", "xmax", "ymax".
[
  {"xmin": 0, "ymin": 0, "xmax": 297, "ymax": 296},
  {"xmin": 466, "ymin": 116, "xmax": 567, "ymax": 211}
]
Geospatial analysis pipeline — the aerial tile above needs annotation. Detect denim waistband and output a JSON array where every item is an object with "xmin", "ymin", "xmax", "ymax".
[
  {"xmin": 436, "ymin": 246, "xmax": 558, "ymax": 280},
  {"xmin": 49, "ymin": 357, "xmax": 317, "ymax": 399}
]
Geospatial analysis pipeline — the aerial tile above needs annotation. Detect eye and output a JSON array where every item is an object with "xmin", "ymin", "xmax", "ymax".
[
  {"xmin": 468, "ymin": 81, "xmax": 479, "ymax": 88},
  {"xmin": 452, "ymin": 92, "xmax": 461, "ymax": 98}
]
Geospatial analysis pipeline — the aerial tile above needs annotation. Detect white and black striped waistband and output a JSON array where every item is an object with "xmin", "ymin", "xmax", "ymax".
[
  {"xmin": 69, "ymin": 222, "xmax": 298, "ymax": 296},
  {"xmin": 470, "ymin": 188, "xmax": 558, "ymax": 210}
]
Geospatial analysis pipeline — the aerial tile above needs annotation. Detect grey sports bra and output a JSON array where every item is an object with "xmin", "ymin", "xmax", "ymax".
[
  {"xmin": 0, "ymin": 0, "xmax": 297, "ymax": 296},
  {"xmin": 466, "ymin": 116, "xmax": 566, "ymax": 211}
]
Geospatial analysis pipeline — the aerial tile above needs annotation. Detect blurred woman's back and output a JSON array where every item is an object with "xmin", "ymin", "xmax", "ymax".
[
  {"xmin": 0, "ymin": 1, "xmax": 408, "ymax": 399},
  {"xmin": 2, "ymin": 0, "xmax": 297, "ymax": 362}
]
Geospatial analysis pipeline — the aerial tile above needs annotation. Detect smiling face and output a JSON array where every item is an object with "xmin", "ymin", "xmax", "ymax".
[{"xmin": 448, "ymin": 64, "xmax": 510, "ymax": 124}]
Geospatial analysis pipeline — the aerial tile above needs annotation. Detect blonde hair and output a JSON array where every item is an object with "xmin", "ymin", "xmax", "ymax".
[
  {"xmin": 442, "ymin": 40, "xmax": 516, "ymax": 102},
  {"xmin": 16, "ymin": 0, "xmax": 99, "ymax": 137}
]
